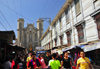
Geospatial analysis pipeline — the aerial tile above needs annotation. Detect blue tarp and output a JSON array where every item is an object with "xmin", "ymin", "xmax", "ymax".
[{"xmin": 37, "ymin": 51, "xmax": 47, "ymax": 54}]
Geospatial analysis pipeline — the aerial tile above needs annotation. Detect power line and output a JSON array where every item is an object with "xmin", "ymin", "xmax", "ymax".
[
  {"xmin": 0, "ymin": 20, "xmax": 7, "ymax": 30},
  {"xmin": 0, "ymin": 0, "xmax": 33, "ymax": 21},
  {"xmin": 0, "ymin": 10, "xmax": 13, "ymax": 30}
]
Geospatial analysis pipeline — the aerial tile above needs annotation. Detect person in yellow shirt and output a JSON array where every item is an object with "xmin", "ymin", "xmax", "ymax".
[
  {"xmin": 76, "ymin": 51, "xmax": 92, "ymax": 69},
  {"xmin": 26, "ymin": 53, "xmax": 32, "ymax": 69},
  {"xmin": 27, "ymin": 53, "xmax": 32, "ymax": 62}
]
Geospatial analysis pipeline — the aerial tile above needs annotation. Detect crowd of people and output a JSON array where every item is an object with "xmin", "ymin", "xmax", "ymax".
[
  {"xmin": 25, "ymin": 50, "xmax": 92, "ymax": 69},
  {"xmin": 1, "ymin": 50, "xmax": 93, "ymax": 69}
]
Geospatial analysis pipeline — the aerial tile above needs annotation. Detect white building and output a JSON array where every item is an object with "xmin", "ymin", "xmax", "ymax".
[{"xmin": 41, "ymin": 0, "xmax": 100, "ymax": 50}]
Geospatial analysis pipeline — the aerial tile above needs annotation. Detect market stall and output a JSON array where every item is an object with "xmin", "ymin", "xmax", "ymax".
[{"xmin": 81, "ymin": 42, "xmax": 100, "ymax": 68}]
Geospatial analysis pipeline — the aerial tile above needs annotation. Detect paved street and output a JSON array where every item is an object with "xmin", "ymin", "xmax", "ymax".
[{"xmin": 0, "ymin": 0, "xmax": 100, "ymax": 69}]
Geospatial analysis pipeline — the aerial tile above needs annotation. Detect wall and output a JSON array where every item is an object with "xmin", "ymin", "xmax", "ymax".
[{"xmin": 41, "ymin": 0, "xmax": 100, "ymax": 50}]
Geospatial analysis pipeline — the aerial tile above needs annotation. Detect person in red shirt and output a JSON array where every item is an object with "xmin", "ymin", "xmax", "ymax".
[
  {"xmin": 27, "ymin": 53, "xmax": 42, "ymax": 69},
  {"xmin": 40, "ymin": 54, "xmax": 48, "ymax": 69}
]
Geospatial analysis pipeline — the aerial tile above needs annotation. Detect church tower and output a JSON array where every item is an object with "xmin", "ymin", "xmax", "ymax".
[
  {"xmin": 17, "ymin": 18, "xmax": 24, "ymax": 46},
  {"xmin": 37, "ymin": 19, "xmax": 43, "ymax": 46}
]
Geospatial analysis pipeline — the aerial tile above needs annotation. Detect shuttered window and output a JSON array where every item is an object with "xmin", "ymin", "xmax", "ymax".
[
  {"xmin": 76, "ymin": 24, "xmax": 84, "ymax": 43},
  {"xmin": 96, "ymin": 19, "xmax": 100, "ymax": 39},
  {"xmin": 65, "ymin": 7, "xmax": 70, "ymax": 24},
  {"xmin": 49, "ymin": 42, "xmax": 50, "ymax": 49},
  {"xmin": 66, "ymin": 31, "xmax": 71, "ymax": 46},
  {"xmin": 59, "ymin": 17, "xmax": 62, "ymax": 29},
  {"xmin": 54, "ymin": 39, "xmax": 57, "ymax": 47},
  {"xmin": 75, "ymin": 0, "xmax": 81, "ymax": 16},
  {"xmin": 94, "ymin": 13, "xmax": 100, "ymax": 39},
  {"xmin": 60, "ymin": 36, "xmax": 63, "ymax": 45}
]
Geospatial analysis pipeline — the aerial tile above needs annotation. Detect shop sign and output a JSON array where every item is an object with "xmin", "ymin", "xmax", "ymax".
[
  {"xmin": 36, "ymin": 47, "xmax": 44, "ymax": 50},
  {"xmin": 51, "ymin": 49, "xmax": 63, "ymax": 55},
  {"xmin": 82, "ymin": 42, "xmax": 100, "ymax": 52}
]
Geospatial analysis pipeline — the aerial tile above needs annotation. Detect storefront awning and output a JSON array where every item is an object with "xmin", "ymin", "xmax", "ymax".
[
  {"xmin": 82, "ymin": 42, "xmax": 100, "ymax": 52},
  {"xmin": 62, "ymin": 44, "xmax": 85, "ymax": 52},
  {"xmin": 62, "ymin": 45, "xmax": 77, "ymax": 52}
]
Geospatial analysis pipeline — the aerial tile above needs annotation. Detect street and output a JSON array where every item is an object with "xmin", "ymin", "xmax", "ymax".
[{"xmin": 0, "ymin": 0, "xmax": 100, "ymax": 69}]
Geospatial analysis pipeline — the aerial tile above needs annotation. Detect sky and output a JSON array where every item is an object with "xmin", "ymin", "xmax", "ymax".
[{"xmin": 0, "ymin": 0, "xmax": 66, "ymax": 37}]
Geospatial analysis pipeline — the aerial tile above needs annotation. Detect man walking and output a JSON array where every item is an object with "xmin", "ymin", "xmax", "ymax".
[
  {"xmin": 76, "ymin": 51, "xmax": 92, "ymax": 69},
  {"xmin": 48, "ymin": 53, "xmax": 61, "ymax": 69}
]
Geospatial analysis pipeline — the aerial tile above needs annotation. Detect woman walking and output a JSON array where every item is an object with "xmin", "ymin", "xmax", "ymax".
[
  {"xmin": 40, "ymin": 54, "xmax": 48, "ymax": 69},
  {"xmin": 61, "ymin": 51, "xmax": 72, "ymax": 69}
]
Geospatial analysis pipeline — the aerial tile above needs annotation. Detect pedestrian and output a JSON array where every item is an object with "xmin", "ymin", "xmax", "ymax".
[
  {"xmin": 18, "ymin": 56, "xmax": 23, "ymax": 69},
  {"xmin": 40, "ymin": 54, "xmax": 48, "ymax": 69},
  {"xmin": 23, "ymin": 54, "xmax": 27, "ymax": 69},
  {"xmin": 76, "ymin": 51, "xmax": 92, "ymax": 69},
  {"xmin": 3, "ymin": 55, "xmax": 11, "ymax": 69},
  {"xmin": 27, "ymin": 53, "xmax": 32, "ymax": 62},
  {"xmin": 45, "ymin": 51, "xmax": 52, "ymax": 66},
  {"xmin": 61, "ymin": 51, "xmax": 72, "ymax": 69},
  {"xmin": 10, "ymin": 53, "xmax": 16, "ymax": 69},
  {"xmin": 26, "ymin": 53, "xmax": 32, "ymax": 69},
  {"xmin": 13, "ymin": 54, "xmax": 20, "ymax": 69},
  {"xmin": 67, "ymin": 51, "xmax": 71, "ymax": 58},
  {"xmin": 48, "ymin": 53, "xmax": 61, "ymax": 69},
  {"xmin": 56, "ymin": 52, "xmax": 61, "ymax": 62},
  {"xmin": 27, "ymin": 52, "xmax": 42, "ymax": 69},
  {"xmin": 37, "ymin": 54, "xmax": 42, "ymax": 64}
]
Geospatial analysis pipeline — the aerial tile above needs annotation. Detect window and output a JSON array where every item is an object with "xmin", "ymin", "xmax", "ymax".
[
  {"xmin": 60, "ymin": 36, "xmax": 63, "ymax": 45},
  {"xmin": 49, "ymin": 42, "xmax": 50, "ymax": 49},
  {"xmin": 95, "ymin": 17, "xmax": 100, "ymax": 39},
  {"xmin": 66, "ymin": 31, "xmax": 71, "ymax": 46},
  {"xmin": 65, "ymin": 7, "xmax": 70, "ymax": 24},
  {"xmin": 59, "ymin": 17, "xmax": 62, "ymax": 29},
  {"xmin": 54, "ymin": 23, "xmax": 56, "ymax": 32},
  {"xmin": 54, "ymin": 23, "xmax": 56, "ymax": 27},
  {"xmin": 35, "ymin": 33, "xmax": 37, "ymax": 41},
  {"xmin": 65, "ymin": 7, "xmax": 68, "ymax": 15},
  {"xmin": 54, "ymin": 39, "xmax": 57, "ymax": 47},
  {"xmin": 74, "ymin": 0, "xmax": 81, "ymax": 16},
  {"xmin": 76, "ymin": 24, "xmax": 84, "ymax": 43},
  {"xmin": 39, "ymin": 23, "xmax": 42, "ymax": 29},
  {"xmin": 29, "ymin": 28, "xmax": 32, "ymax": 31}
]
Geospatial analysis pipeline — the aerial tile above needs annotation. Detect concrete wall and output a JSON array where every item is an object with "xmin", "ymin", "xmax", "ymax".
[{"xmin": 41, "ymin": 0, "xmax": 100, "ymax": 49}]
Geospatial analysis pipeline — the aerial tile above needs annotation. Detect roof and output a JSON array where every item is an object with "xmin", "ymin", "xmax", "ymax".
[
  {"xmin": 0, "ymin": 30, "xmax": 16, "ymax": 40},
  {"xmin": 41, "ymin": 0, "xmax": 73, "ymax": 40}
]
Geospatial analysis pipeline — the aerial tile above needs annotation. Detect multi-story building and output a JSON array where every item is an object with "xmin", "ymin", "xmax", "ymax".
[{"xmin": 41, "ymin": 0, "xmax": 100, "ymax": 50}]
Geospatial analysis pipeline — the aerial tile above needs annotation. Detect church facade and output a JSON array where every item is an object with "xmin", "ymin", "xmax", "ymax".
[{"xmin": 16, "ymin": 18, "xmax": 43, "ymax": 51}]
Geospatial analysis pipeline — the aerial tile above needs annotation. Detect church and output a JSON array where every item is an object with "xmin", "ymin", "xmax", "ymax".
[{"xmin": 16, "ymin": 18, "xmax": 43, "ymax": 51}]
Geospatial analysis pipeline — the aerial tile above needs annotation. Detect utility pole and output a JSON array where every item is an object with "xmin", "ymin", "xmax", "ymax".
[
  {"xmin": 39, "ymin": 18, "xmax": 53, "ymax": 49},
  {"xmin": 49, "ymin": 19, "xmax": 53, "ymax": 49}
]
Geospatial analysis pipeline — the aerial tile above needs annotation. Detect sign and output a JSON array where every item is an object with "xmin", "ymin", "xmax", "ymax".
[
  {"xmin": 36, "ymin": 47, "xmax": 44, "ymax": 50},
  {"xmin": 51, "ymin": 49, "xmax": 63, "ymax": 55},
  {"xmin": 82, "ymin": 42, "xmax": 100, "ymax": 52}
]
